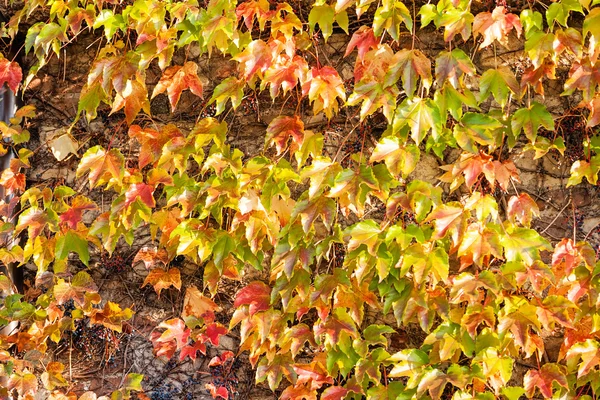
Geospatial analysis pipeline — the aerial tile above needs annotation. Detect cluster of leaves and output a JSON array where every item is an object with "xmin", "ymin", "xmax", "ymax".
[{"xmin": 2, "ymin": 0, "xmax": 600, "ymax": 399}]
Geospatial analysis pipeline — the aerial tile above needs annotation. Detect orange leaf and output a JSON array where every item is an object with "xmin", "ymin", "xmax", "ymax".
[
  {"xmin": 181, "ymin": 285, "xmax": 219, "ymax": 323},
  {"xmin": 151, "ymin": 62, "xmax": 203, "ymax": 111},
  {"xmin": 265, "ymin": 115, "xmax": 305, "ymax": 155},
  {"xmin": 234, "ymin": 281, "xmax": 271, "ymax": 315},
  {"xmin": 129, "ymin": 124, "xmax": 184, "ymax": 168},
  {"xmin": 0, "ymin": 54, "xmax": 22, "ymax": 93},
  {"xmin": 303, "ymin": 66, "xmax": 346, "ymax": 119},
  {"xmin": 142, "ymin": 267, "xmax": 182, "ymax": 296},
  {"xmin": 110, "ymin": 75, "xmax": 151, "ymax": 124},
  {"xmin": 473, "ymin": 6, "xmax": 522, "ymax": 48},
  {"xmin": 132, "ymin": 247, "xmax": 169, "ymax": 270}
]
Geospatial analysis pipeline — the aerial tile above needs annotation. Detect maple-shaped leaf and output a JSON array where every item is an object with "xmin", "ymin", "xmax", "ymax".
[
  {"xmin": 182, "ymin": 285, "xmax": 219, "ymax": 323},
  {"xmin": 503, "ymin": 227, "xmax": 551, "ymax": 266},
  {"xmin": 453, "ymin": 112, "xmax": 503, "ymax": 153},
  {"xmin": 303, "ymin": 66, "xmax": 346, "ymax": 119},
  {"xmin": 0, "ymin": 54, "xmax": 23, "ymax": 93},
  {"xmin": 345, "ymin": 26, "xmax": 378, "ymax": 59},
  {"xmin": 554, "ymin": 27, "xmax": 583, "ymax": 59},
  {"xmin": 388, "ymin": 348, "xmax": 429, "ymax": 378},
  {"xmin": 393, "ymin": 97, "xmax": 442, "ymax": 144},
  {"xmin": 563, "ymin": 58, "xmax": 600, "ymax": 101},
  {"xmin": 308, "ymin": 5, "xmax": 336, "ymax": 41},
  {"xmin": 153, "ymin": 318, "xmax": 190, "ymax": 351},
  {"xmin": 132, "ymin": 247, "xmax": 169, "ymax": 270},
  {"xmin": 234, "ymin": 281, "xmax": 271, "ymax": 315},
  {"xmin": 449, "ymin": 271, "xmax": 498, "ymax": 304},
  {"xmin": 55, "ymin": 229, "xmax": 91, "ymax": 266},
  {"xmin": 110, "ymin": 75, "xmax": 151, "ymax": 124},
  {"xmin": 321, "ymin": 386, "xmax": 349, "ymax": 400},
  {"xmin": 142, "ymin": 267, "xmax": 182, "ymax": 296},
  {"xmin": 210, "ymin": 77, "xmax": 245, "ymax": 115},
  {"xmin": 314, "ymin": 308, "xmax": 358, "ymax": 347},
  {"xmin": 520, "ymin": 58, "xmax": 556, "ymax": 97},
  {"xmin": 373, "ymin": 0, "xmax": 413, "ymax": 41},
  {"xmin": 7, "ymin": 372, "xmax": 38, "ymax": 397},
  {"xmin": 370, "ymin": 137, "xmax": 420, "ymax": 178},
  {"xmin": 76, "ymin": 145, "xmax": 124, "ymax": 188},
  {"xmin": 424, "ymin": 203, "xmax": 467, "ymax": 247},
  {"xmin": 293, "ymin": 359, "xmax": 334, "ymax": 390},
  {"xmin": 203, "ymin": 322, "xmax": 228, "ymax": 346},
  {"xmin": 124, "ymin": 183, "xmax": 156, "ymax": 208},
  {"xmin": 473, "ymin": 6, "xmax": 522, "ymax": 48},
  {"xmin": 506, "ymin": 193, "xmax": 539, "ymax": 227},
  {"xmin": 479, "ymin": 66, "xmax": 520, "ymax": 107},
  {"xmin": 523, "ymin": 363, "xmax": 568, "ymax": 398},
  {"xmin": 256, "ymin": 354, "xmax": 296, "ymax": 391},
  {"xmin": 344, "ymin": 220, "xmax": 382, "ymax": 256},
  {"xmin": 40, "ymin": 361, "xmax": 68, "ymax": 391},
  {"xmin": 233, "ymin": 39, "xmax": 272, "ymax": 80},
  {"xmin": 435, "ymin": 49, "xmax": 476, "ymax": 88},
  {"xmin": 567, "ymin": 156, "xmax": 600, "ymax": 186},
  {"xmin": 53, "ymin": 271, "xmax": 97, "ymax": 306},
  {"xmin": 279, "ymin": 324, "xmax": 317, "ymax": 358},
  {"xmin": 180, "ymin": 340, "xmax": 207, "ymax": 361},
  {"xmin": 552, "ymin": 238, "xmax": 593, "ymax": 275},
  {"xmin": 511, "ymin": 102, "xmax": 554, "ymax": 143},
  {"xmin": 0, "ymin": 168, "xmax": 25, "ymax": 196},
  {"xmin": 265, "ymin": 115, "xmax": 305, "ymax": 155},
  {"xmin": 151, "ymin": 62, "xmax": 203, "ymax": 111},
  {"xmin": 281, "ymin": 384, "xmax": 317, "ymax": 400},
  {"xmin": 59, "ymin": 195, "xmax": 97, "ymax": 229},
  {"xmin": 385, "ymin": 49, "xmax": 432, "ymax": 98},
  {"xmin": 457, "ymin": 222, "xmax": 502, "ymax": 267},
  {"xmin": 461, "ymin": 305, "xmax": 496, "ymax": 338},
  {"xmin": 498, "ymin": 299, "xmax": 541, "ymax": 347},
  {"xmin": 439, "ymin": 153, "xmax": 493, "ymax": 191},
  {"xmin": 89, "ymin": 301, "xmax": 134, "ymax": 332},
  {"xmin": 236, "ymin": 0, "xmax": 271, "ymax": 31},
  {"xmin": 262, "ymin": 55, "xmax": 308, "ymax": 99},
  {"xmin": 536, "ymin": 295, "xmax": 576, "ymax": 331}
]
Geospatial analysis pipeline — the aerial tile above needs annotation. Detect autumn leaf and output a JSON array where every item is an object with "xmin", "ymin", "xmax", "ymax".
[
  {"xmin": 473, "ymin": 6, "xmax": 521, "ymax": 48},
  {"xmin": 142, "ymin": 267, "xmax": 182, "ymax": 296},
  {"xmin": 236, "ymin": 0, "xmax": 271, "ymax": 31},
  {"xmin": 210, "ymin": 77, "xmax": 245, "ymax": 115},
  {"xmin": 7, "ymin": 372, "xmax": 38, "ymax": 397},
  {"xmin": 256, "ymin": 354, "xmax": 296, "ymax": 391},
  {"xmin": 181, "ymin": 285, "xmax": 219, "ymax": 323},
  {"xmin": 151, "ymin": 61, "xmax": 203, "ymax": 111},
  {"xmin": 89, "ymin": 301, "xmax": 134, "ymax": 332},
  {"xmin": 53, "ymin": 271, "xmax": 97, "ymax": 306},
  {"xmin": 370, "ymin": 137, "xmax": 420, "ymax": 178},
  {"xmin": 385, "ymin": 49, "xmax": 432, "ymax": 98},
  {"xmin": 345, "ymin": 26, "xmax": 378, "ymax": 59},
  {"xmin": 511, "ymin": 102, "xmax": 554, "ymax": 143},
  {"xmin": 479, "ymin": 66, "xmax": 520, "ymax": 107},
  {"xmin": 393, "ymin": 97, "xmax": 442, "ymax": 144},
  {"xmin": 205, "ymin": 383, "xmax": 229, "ymax": 399},
  {"xmin": 523, "ymin": 363, "xmax": 568, "ymax": 398},
  {"xmin": 506, "ymin": 193, "xmax": 539, "ymax": 227},
  {"xmin": 0, "ymin": 168, "xmax": 25, "ymax": 196},
  {"xmin": 344, "ymin": 220, "xmax": 382, "ymax": 256},
  {"xmin": 265, "ymin": 115, "xmax": 305, "ymax": 155},
  {"xmin": 124, "ymin": 183, "xmax": 156, "ymax": 208},
  {"xmin": 425, "ymin": 203, "xmax": 467, "ymax": 247},
  {"xmin": 233, "ymin": 39, "xmax": 272, "ymax": 81},
  {"xmin": 180, "ymin": 340, "xmax": 207, "ymax": 361},
  {"xmin": 132, "ymin": 247, "xmax": 169, "ymax": 270},
  {"xmin": 234, "ymin": 281, "xmax": 271, "ymax": 315},
  {"xmin": 76, "ymin": 145, "xmax": 124, "ymax": 188},
  {"xmin": 303, "ymin": 66, "xmax": 346, "ymax": 119},
  {"xmin": 0, "ymin": 54, "xmax": 23, "ymax": 93},
  {"xmin": 204, "ymin": 322, "xmax": 228, "ymax": 345},
  {"xmin": 110, "ymin": 75, "xmax": 151, "ymax": 124},
  {"xmin": 129, "ymin": 124, "xmax": 184, "ymax": 169}
]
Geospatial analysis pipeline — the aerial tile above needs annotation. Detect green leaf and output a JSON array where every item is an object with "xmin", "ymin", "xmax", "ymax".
[
  {"xmin": 511, "ymin": 102, "xmax": 554, "ymax": 143},
  {"xmin": 209, "ymin": 77, "xmax": 245, "ymax": 115},
  {"xmin": 567, "ymin": 155, "xmax": 600, "ymax": 186},
  {"xmin": 309, "ymin": 5, "xmax": 335, "ymax": 41},
  {"xmin": 55, "ymin": 230, "xmax": 90, "ymax": 266},
  {"xmin": 520, "ymin": 9, "xmax": 543, "ymax": 37},
  {"xmin": 344, "ymin": 220, "xmax": 382, "ymax": 256},
  {"xmin": 479, "ymin": 66, "xmax": 520, "ymax": 107},
  {"xmin": 454, "ymin": 112, "xmax": 503, "ymax": 153},
  {"xmin": 546, "ymin": 0, "xmax": 582, "ymax": 27},
  {"xmin": 373, "ymin": 0, "xmax": 413, "ymax": 41},
  {"xmin": 388, "ymin": 348, "xmax": 429, "ymax": 377},
  {"xmin": 393, "ymin": 97, "xmax": 442, "ymax": 144}
]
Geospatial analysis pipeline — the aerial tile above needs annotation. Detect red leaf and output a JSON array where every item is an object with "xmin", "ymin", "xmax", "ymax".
[
  {"xmin": 345, "ymin": 26, "xmax": 378, "ymax": 59},
  {"xmin": 110, "ymin": 75, "xmax": 151, "ymax": 124},
  {"xmin": 209, "ymin": 351, "xmax": 235, "ymax": 367},
  {"xmin": 125, "ymin": 183, "xmax": 156, "ymax": 208},
  {"xmin": 205, "ymin": 383, "xmax": 229, "ymax": 399},
  {"xmin": 0, "ymin": 55, "xmax": 22, "ymax": 93},
  {"xmin": 179, "ymin": 340, "xmax": 207, "ymax": 361},
  {"xmin": 59, "ymin": 196, "xmax": 97, "ymax": 229},
  {"xmin": 204, "ymin": 322, "xmax": 228, "ymax": 346},
  {"xmin": 0, "ymin": 169, "xmax": 25, "ymax": 196},
  {"xmin": 236, "ymin": 0, "xmax": 272, "ymax": 31},
  {"xmin": 524, "ymin": 364, "xmax": 568, "ymax": 398},
  {"xmin": 152, "ymin": 318, "xmax": 190, "ymax": 354},
  {"xmin": 321, "ymin": 386, "xmax": 349, "ymax": 400},
  {"xmin": 234, "ymin": 281, "xmax": 271, "ymax": 315}
]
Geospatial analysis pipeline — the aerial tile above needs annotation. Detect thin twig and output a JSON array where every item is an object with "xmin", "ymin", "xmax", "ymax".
[{"xmin": 540, "ymin": 199, "xmax": 571, "ymax": 235}]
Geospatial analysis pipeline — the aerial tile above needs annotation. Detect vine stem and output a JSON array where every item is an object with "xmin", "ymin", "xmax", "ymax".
[{"xmin": 540, "ymin": 199, "xmax": 571, "ymax": 235}]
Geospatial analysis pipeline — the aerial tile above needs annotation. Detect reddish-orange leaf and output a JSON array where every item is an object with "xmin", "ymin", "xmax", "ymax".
[
  {"xmin": 473, "ymin": 6, "xmax": 522, "ymax": 48},
  {"xmin": 76, "ymin": 145, "xmax": 124, "ymax": 188},
  {"xmin": 236, "ymin": 0, "xmax": 271, "ymax": 31},
  {"xmin": 552, "ymin": 238, "xmax": 591, "ymax": 275},
  {"xmin": 110, "ymin": 76, "xmax": 151, "ymax": 124},
  {"xmin": 155, "ymin": 318, "xmax": 190, "ymax": 350},
  {"xmin": 151, "ymin": 62, "xmax": 203, "ymax": 111},
  {"xmin": 125, "ymin": 183, "xmax": 156, "ymax": 208},
  {"xmin": 293, "ymin": 360, "xmax": 333, "ymax": 390},
  {"xmin": 0, "ymin": 55, "xmax": 22, "ymax": 93},
  {"xmin": 425, "ymin": 203, "xmax": 466, "ymax": 246},
  {"xmin": 506, "ymin": 193, "xmax": 539, "ymax": 227},
  {"xmin": 0, "ymin": 169, "xmax": 25, "ymax": 196},
  {"xmin": 142, "ymin": 267, "xmax": 182, "ymax": 296},
  {"xmin": 59, "ymin": 196, "xmax": 97, "ymax": 229},
  {"xmin": 233, "ymin": 39, "xmax": 272, "ymax": 80},
  {"xmin": 523, "ymin": 364, "xmax": 568, "ymax": 398},
  {"xmin": 179, "ymin": 340, "xmax": 207, "ymax": 361},
  {"xmin": 150, "ymin": 330, "xmax": 178, "ymax": 359},
  {"xmin": 280, "ymin": 384, "xmax": 317, "ymax": 400},
  {"xmin": 262, "ymin": 55, "xmax": 308, "ymax": 99},
  {"xmin": 265, "ymin": 115, "xmax": 305, "ymax": 155},
  {"xmin": 129, "ymin": 124, "xmax": 184, "ymax": 168},
  {"xmin": 563, "ymin": 58, "xmax": 600, "ymax": 101},
  {"xmin": 53, "ymin": 272, "xmax": 97, "ymax": 306},
  {"xmin": 321, "ymin": 386, "xmax": 349, "ymax": 400},
  {"xmin": 205, "ymin": 383, "xmax": 229, "ymax": 399},
  {"xmin": 345, "ymin": 26, "xmax": 378, "ymax": 59},
  {"xmin": 520, "ymin": 59, "xmax": 556, "ymax": 97},
  {"xmin": 234, "ymin": 281, "xmax": 271, "ymax": 315},
  {"xmin": 587, "ymin": 95, "xmax": 600, "ymax": 127},
  {"xmin": 203, "ymin": 322, "xmax": 228, "ymax": 346}
]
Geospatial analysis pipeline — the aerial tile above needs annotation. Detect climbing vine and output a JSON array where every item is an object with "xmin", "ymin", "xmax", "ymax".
[{"xmin": 0, "ymin": 0, "xmax": 600, "ymax": 398}]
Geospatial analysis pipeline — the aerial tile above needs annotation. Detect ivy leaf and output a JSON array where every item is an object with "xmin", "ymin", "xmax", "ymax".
[
  {"xmin": 76, "ymin": 145, "xmax": 124, "ymax": 188},
  {"xmin": 345, "ymin": 26, "xmax": 378, "ymax": 59},
  {"xmin": 479, "ymin": 66, "xmax": 520, "ymax": 107},
  {"xmin": 567, "ymin": 156, "xmax": 600, "ymax": 186},
  {"xmin": 265, "ymin": 115, "xmax": 305, "ymax": 155},
  {"xmin": 511, "ymin": 102, "xmax": 554, "ymax": 142},
  {"xmin": 393, "ymin": 97, "xmax": 442, "ymax": 144},
  {"xmin": 89, "ymin": 301, "xmax": 134, "ymax": 332},
  {"xmin": 439, "ymin": 7, "xmax": 474, "ymax": 42},
  {"xmin": 205, "ymin": 383, "xmax": 229, "ymax": 399},
  {"xmin": 7, "ymin": 373, "xmax": 38, "ymax": 397},
  {"xmin": 370, "ymin": 137, "xmax": 420, "ymax": 178},
  {"xmin": 132, "ymin": 247, "xmax": 169, "ymax": 270},
  {"xmin": 292, "ymin": 195, "xmax": 336, "ymax": 233},
  {"xmin": 0, "ymin": 54, "xmax": 23, "ymax": 93},
  {"xmin": 314, "ymin": 308, "xmax": 359, "ymax": 347},
  {"xmin": 473, "ymin": 6, "xmax": 522, "ymax": 48},
  {"xmin": 236, "ymin": 0, "xmax": 271, "ymax": 31},
  {"xmin": 142, "ymin": 267, "xmax": 182, "ymax": 297},
  {"xmin": 424, "ymin": 203, "xmax": 467, "ymax": 246},
  {"xmin": 124, "ymin": 183, "xmax": 156, "ymax": 208},
  {"xmin": 204, "ymin": 322, "xmax": 228, "ymax": 345},
  {"xmin": 303, "ymin": 66, "xmax": 346, "ymax": 119},
  {"xmin": 233, "ymin": 39, "xmax": 273, "ymax": 81},
  {"xmin": 584, "ymin": 7, "xmax": 600, "ymax": 62},
  {"xmin": 454, "ymin": 112, "xmax": 503, "ymax": 153},
  {"xmin": 344, "ymin": 220, "xmax": 382, "ymax": 256},
  {"xmin": 523, "ymin": 363, "xmax": 568, "ymax": 398},
  {"xmin": 210, "ymin": 77, "xmax": 245, "ymax": 115},
  {"xmin": 234, "ymin": 281, "xmax": 271, "ymax": 315},
  {"xmin": 321, "ymin": 386, "xmax": 349, "ymax": 400},
  {"xmin": 110, "ymin": 76, "xmax": 151, "ymax": 124},
  {"xmin": 129, "ymin": 124, "xmax": 185, "ymax": 169},
  {"xmin": 506, "ymin": 193, "xmax": 539, "ymax": 227},
  {"xmin": 554, "ymin": 28, "xmax": 583, "ymax": 59},
  {"xmin": 373, "ymin": 0, "xmax": 413, "ymax": 41},
  {"xmin": 385, "ymin": 49, "xmax": 432, "ymax": 98},
  {"xmin": 546, "ymin": 0, "xmax": 582, "ymax": 27},
  {"xmin": 502, "ymin": 227, "xmax": 551, "ymax": 266},
  {"xmin": 566, "ymin": 339, "xmax": 600, "ymax": 379},
  {"xmin": 180, "ymin": 340, "xmax": 207, "ymax": 361},
  {"xmin": 435, "ymin": 49, "xmax": 476, "ymax": 88},
  {"xmin": 55, "ymin": 229, "xmax": 90, "ymax": 266},
  {"xmin": 388, "ymin": 348, "xmax": 429, "ymax": 377},
  {"xmin": 256, "ymin": 354, "xmax": 296, "ymax": 391},
  {"xmin": 309, "ymin": 5, "xmax": 335, "ymax": 41},
  {"xmin": 182, "ymin": 285, "xmax": 219, "ymax": 323},
  {"xmin": 151, "ymin": 61, "xmax": 204, "ymax": 111},
  {"xmin": 347, "ymin": 77, "xmax": 400, "ymax": 122},
  {"xmin": 524, "ymin": 31, "xmax": 555, "ymax": 68},
  {"xmin": 154, "ymin": 318, "xmax": 190, "ymax": 350},
  {"xmin": 53, "ymin": 271, "xmax": 97, "ymax": 306}
]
